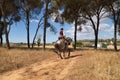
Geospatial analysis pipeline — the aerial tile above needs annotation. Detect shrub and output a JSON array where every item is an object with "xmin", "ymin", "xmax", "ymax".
[
  {"xmin": 72, "ymin": 42, "xmax": 83, "ymax": 48},
  {"xmin": 101, "ymin": 43, "xmax": 107, "ymax": 48}
]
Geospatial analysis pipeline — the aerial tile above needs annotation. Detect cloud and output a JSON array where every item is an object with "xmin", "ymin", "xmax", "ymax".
[
  {"xmin": 66, "ymin": 25, "xmax": 94, "ymax": 40},
  {"xmin": 99, "ymin": 23, "xmax": 113, "ymax": 32},
  {"xmin": 99, "ymin": 24, "xmax": 114, "ymax": 39},
  {"xmin": 100, "ymin": 23, "xmax": 109, "ymax": 28},
  {"xmin": 66, "ymin": 22, "xmax": 114, "ymax": 40},
  {"xmin": 30, "ymin": 19, "xmax": 39, "ymax": 23},
  {"xmin": 65, "ymin": 11, "xmax": 114, "ymax": 40},
  {"xmin": 66, "ymin": 26, "xmax": 74, "ymax": 35}
]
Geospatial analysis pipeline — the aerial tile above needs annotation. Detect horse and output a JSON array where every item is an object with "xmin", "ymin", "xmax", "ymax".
[{"xmin": 54, "ymin": 37, "xmax": 72, "ymax": 59}]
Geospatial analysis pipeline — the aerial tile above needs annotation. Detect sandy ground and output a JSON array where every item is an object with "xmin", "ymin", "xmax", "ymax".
[
  {"xmin": 107, "ymin": 45, "xmax": 120, "ymax": 49},
  {"xmin": 0, "ymin": 51, "xmax": 81, "ymax": 80},
  {"xmin": 0, "ymin": 49, "xmax": 119, "ymax": 80}
]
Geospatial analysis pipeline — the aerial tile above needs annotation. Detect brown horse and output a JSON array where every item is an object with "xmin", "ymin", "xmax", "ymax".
[{"xmin": 54, "ymin": 37, "xmax": 72, "ymax": 59}]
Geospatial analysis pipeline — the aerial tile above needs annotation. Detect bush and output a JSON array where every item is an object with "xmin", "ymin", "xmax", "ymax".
[
  {"xmin": 101, "ymin": 43, "xmax": 107, "ymax": 48},
  {"xmin": 72, "ymin": 42, "xmax": 83, "ymax": 48},
  {"xmin": 83, "ymin": 43, "xmax": 93, "ymax": 47}
]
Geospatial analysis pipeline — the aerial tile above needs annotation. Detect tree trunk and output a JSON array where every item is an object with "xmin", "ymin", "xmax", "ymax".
[
  {"xmin": 0, "ymin": 36, "xmax": 2, "ymax": 46},
  {"xmin": 26, "ymin": 10, "xmax": 30, "ymax": 48},
  {"xmin": 32, "ymin": 23, "xmax": 42, "ymax": 48},
  {"xmin": 114, "ymin": 23, "xmax": 117, "ymax": 51},
  {"xmin": 32, "ymin": 27, "xmax": 39, "ymax": 48},
  {"xmin": 1, "ymin": 7, "xmax": 10, "ymax": 48},
  {"xmin": 0, "ymin": 4, "xmax": 10, "ymax": 49},
  {"xmin": 89, "ymin": 18, "xmax": 98, "ymax": 49},
  {"xmin": 43, "ymin": 1, "xmax": 49, "ymax": 50},
  {"xmin": 0, "ymin": 30, "xmax": 3, "ymax": 46},
  {"xmin": 0, "ymin": 23, "xmax": 2, "ymax": 46},
  {"xmin": 4, "ymin": 21, "xmax": 10, "ymax": 49},
  {"xmin": 0, "ymin": 36, "xmax": 3, "ymax": 45},
  {"xmin": 94, "ymin": 31, "xmax": 98, "ymax": 49},
  {"xmin": 74, "ymin": 18, "xmax": 78, "ymax": 50},
  {"xmin": 113, "ymin": 11, "xmax": 118, "ymax": 51},
  {"xmin": 94, "ymin": 15, "xmax": 100, "ymax": 49}
]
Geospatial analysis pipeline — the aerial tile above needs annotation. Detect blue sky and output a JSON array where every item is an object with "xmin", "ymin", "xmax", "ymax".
[
  {"xmin": 2, "ymin": 14, "xmax": 120, "ymax": 44},
  {"xmin": 5, "ymin": 20, "xmax": 66, "ymax": 43}
]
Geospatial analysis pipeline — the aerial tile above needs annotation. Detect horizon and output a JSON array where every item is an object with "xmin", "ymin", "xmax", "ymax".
[{"xmin": 6, "ymin": 38, "xmax": 120, "ymax": 44}]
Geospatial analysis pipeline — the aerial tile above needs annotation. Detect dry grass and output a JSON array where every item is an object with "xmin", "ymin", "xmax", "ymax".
[
  {"xmin": 0, "ymin": 47, "xmax": 120, "ymax": 80},
  {"xmin": 0, "ymin": 47, "xmax": 55, "ymax": 74},
  {"xmin": 63, "ymin": 49, "xmax": 120, "ymax": 80}
]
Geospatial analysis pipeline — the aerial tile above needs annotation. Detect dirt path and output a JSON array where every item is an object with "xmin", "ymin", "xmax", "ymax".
[
  {"xmin": 56, "ymin": 56, "xmax": 77, "ymax": 80},
  {"xmin": 0, "ymin": 51, "xmax": 81, "ymax": 80}
]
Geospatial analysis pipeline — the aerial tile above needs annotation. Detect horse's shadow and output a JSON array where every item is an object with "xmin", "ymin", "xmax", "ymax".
[{"xmin": 65, "ymin": 54, "xmax": 83, "ymax": 59}]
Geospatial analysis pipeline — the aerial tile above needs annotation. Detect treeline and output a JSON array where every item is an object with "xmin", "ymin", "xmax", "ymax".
[{"xmin": 0, "ymin": 0, "xmax": 120, "ymax": 51}]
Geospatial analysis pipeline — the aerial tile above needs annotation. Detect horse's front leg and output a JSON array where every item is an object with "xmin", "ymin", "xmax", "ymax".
[{"xmin": 58, "ymin": 52, "xmax": 63, "ymax": 59}]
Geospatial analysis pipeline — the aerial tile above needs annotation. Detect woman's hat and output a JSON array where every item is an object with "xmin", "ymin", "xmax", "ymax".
[{"xmin": 60, "ymin": 28, "xmax": 63, "ymax": 30}]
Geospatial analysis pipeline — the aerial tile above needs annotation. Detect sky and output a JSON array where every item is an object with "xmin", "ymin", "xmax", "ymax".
[{"xmin": 2, "ymin": 14, "xmax": 120, "ymax": 44}]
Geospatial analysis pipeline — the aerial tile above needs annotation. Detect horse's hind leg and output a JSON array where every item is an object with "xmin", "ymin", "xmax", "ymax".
[
  {"xmin": 59, "ymin": 54, "xmax": 63, "ymax": 59},
  {"xmin": 63, "ymin": 52, "xmax": 66, "ymax": 59},
  {"xmin": 68, "ymin": 49, "xmax": 70, "ymax": 58},
  {"xmin": 54, "ymin": 50, "xmax": 60, "ymax": 58}
]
